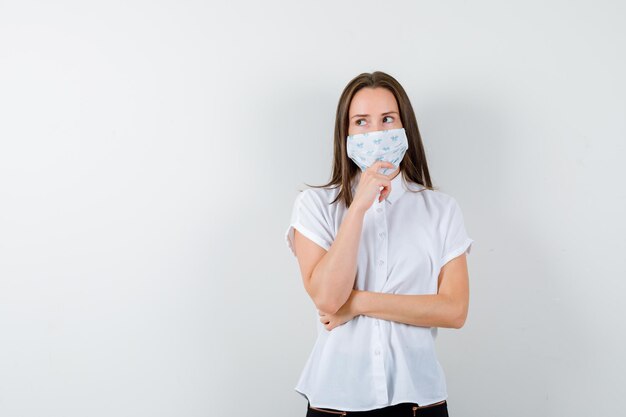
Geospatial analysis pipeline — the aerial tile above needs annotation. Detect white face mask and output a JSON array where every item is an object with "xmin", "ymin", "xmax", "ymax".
[{"xmin": 346, "ymin": 127, "xmax": 409, "ymax": 175}]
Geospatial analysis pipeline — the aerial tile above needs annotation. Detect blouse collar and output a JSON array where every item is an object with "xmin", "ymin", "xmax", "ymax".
[{"xmin": 385, "ymin": 171, "xmax": 407, "ymax": 204}]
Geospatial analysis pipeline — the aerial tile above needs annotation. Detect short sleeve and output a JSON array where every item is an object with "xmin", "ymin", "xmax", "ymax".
[
  {"xmin": 440, "ymin": 197, "xmax": 474, "ymax": 267},
  {"xmin": 285, "ymin": 189, "xmax": 334, "ymax": 257}
]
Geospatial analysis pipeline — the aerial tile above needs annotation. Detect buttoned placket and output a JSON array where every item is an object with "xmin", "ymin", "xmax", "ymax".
[{"xmin": 371, "ymin": 196, "xmax": 389, "ymax": 405}]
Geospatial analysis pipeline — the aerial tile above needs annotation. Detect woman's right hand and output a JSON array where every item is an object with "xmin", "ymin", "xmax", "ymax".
[{"xmin": 351, "ymin": 161, "xmax": 397, "ymax": 213}]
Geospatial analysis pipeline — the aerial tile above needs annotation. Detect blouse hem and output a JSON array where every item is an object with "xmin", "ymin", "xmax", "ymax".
[{"xmin": 296, "ymin": 387, "xmax": 448, "ymax": 412}]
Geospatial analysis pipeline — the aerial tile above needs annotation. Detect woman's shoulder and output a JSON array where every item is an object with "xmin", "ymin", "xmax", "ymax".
[
  {"xmin": 426, "ymin": 188, "xmax": 457, "ymax": 203},
  {"xmin": 294, "ymin": 185, "xmax": 342, "ymax": 210},
  {"xmin": 404, "ymin": 181, "xmax": 459, "ymax": 208}
]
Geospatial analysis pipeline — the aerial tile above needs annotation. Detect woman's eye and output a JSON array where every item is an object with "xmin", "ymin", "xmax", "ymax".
[
  {"xmin": 383, "ymin": 116, "xmax": 394, "ymax": 123},
  {"xmin": 355, "ymin": 119, "xmax": 366, "ymax": 126}
]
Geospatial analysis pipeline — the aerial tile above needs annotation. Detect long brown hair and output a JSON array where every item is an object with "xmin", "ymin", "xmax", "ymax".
[{"xmin": 304, "ymin": 71, "xmax": 437, "ymax": 208}]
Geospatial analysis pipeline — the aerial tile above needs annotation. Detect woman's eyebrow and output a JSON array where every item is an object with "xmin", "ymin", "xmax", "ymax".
[{"xmin": 350, "ymin": 111, "xmax": 398, "ymax": 119}]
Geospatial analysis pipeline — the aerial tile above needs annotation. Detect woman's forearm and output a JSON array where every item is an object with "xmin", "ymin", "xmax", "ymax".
[
  {"xmin": 352, "ymin": 290, "xmax": 464, "ymax": 329},
  {"xmin": 310, "ymin": 205, "xmax": 367, "ymax": 315}
]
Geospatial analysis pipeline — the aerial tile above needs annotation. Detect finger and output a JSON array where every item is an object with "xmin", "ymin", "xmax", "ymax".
[
  {"xmin": 373, "ymin": 174, "xmax": 393, "ymax": 185},
  {"xmin": 375, "ymin": 178, "xmax": 392, "ymax": 194},
  {"xmin": 366, "ymin": 162, "xmax": 395, "ymax": 175},
  {"xmin": 370, "ymin": 160, "xmax": 396, "ymax": 169},
  {"xmin": 380, "ymin": 184, "xmax": 392, "ymax": 201}
]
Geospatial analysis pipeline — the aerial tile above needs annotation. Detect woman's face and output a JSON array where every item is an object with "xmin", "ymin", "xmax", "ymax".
[{"xmin": 347, "ymin": 87, "xmax": 403, "ymax": 136}]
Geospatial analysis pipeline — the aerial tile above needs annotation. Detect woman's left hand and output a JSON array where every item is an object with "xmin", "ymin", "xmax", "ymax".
[{"xmin": 318, "ymin": 289, "xmax": 361, "ymax": 331}]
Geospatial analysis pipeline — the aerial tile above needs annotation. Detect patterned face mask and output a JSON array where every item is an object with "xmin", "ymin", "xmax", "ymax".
[{"xmin": 346, "ymin": 127, "xmax": 409, "ymax": 175}]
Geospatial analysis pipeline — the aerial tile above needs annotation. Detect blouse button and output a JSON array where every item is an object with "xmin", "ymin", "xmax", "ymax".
[
  {"xmin": 376, "ymin": 207, "xmax": 383, "ymax": 213},
  {"xmin": 374, "ymin": 348, "xmax": 381, "ymax": 355},
  {"xmin": 378, "ymin": 232, "xmax": 385, "ymax": 238},
  {"xmin": 378, "ymin": 259, "xmax": 384, "ymax": 266}
]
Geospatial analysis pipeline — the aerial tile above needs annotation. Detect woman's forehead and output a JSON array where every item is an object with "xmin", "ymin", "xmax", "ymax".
[{"xmin": 349, "ymin": 88, "xmax": 398, "ymax": 116}]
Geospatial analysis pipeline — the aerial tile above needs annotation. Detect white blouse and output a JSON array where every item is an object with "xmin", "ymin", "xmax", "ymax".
[{"xmin": 284, "ymin": 171, "xmax": 474, "ymax": 411}]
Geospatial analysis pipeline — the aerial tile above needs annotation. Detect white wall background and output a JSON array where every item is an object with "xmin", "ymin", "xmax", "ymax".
[{"xmin": 1, "ymin": 1, "xmax": 624, "ymax": 416}]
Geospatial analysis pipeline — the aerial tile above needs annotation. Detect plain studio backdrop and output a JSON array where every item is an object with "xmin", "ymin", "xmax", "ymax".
[{"xmin": 1, "ymin": 1, "xmax": 625, "ymax": 416}]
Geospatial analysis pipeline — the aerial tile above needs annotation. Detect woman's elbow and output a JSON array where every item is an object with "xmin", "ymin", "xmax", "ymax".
[
  {"xmin": 309, "ymin": 278, "xmax": 348, "ymax": 315},
  {"xmin": 451, "ymin": 303, "xmax": 469, "ymax": 329},
  {"xmin": 314, "ymin": 294, "xmax": 342, "ymax": 315}
]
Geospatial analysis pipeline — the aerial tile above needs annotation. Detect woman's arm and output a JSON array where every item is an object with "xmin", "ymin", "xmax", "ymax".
[
  {"xmin": 351, "ymin": 253, "xmax": 470, "ymax": 329},
  {"xmin": 294, "ymin": 203, "xmax": 368, "ymax": 315}
]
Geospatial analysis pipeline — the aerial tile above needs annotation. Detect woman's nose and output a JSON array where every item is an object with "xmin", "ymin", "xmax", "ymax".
[{"xmin": 370, "ymin": 121, "xmax": 383, "ymax": 132}]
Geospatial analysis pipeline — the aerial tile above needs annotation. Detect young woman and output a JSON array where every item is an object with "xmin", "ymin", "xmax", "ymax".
[{"xmin": 285, "ymin": 71, "xmax": 474, "ymax": 416}]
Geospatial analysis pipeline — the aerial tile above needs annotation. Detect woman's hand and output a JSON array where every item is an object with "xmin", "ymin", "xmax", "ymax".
[
  {"xmin": 318, "ymin": 289, "xmax": 362, "ymax": 331},
  {"xmin": 351, "ymin": 161, "xmax": 397, "ymax": 212}
]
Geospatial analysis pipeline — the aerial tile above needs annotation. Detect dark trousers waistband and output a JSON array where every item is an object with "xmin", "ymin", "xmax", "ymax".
[{"xmin": 306, "ymin": 400, "xmax": 449, "ymax": 417}]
